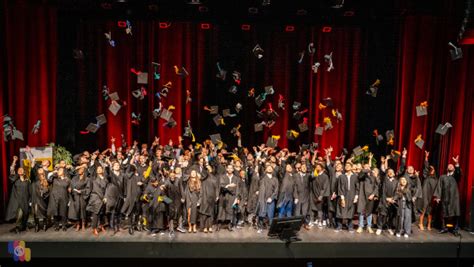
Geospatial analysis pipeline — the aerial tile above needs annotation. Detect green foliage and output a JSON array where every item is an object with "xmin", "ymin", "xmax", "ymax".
[
  {"xmin": 47, "ymin": 143, "xmax": 73, "ymax": 166},
  {"xmin": 352, "ymin": 149, "xmax": 377, "ymax": 169}
]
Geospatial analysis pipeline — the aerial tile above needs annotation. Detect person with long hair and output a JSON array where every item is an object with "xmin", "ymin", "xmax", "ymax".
[
  {"xmin": 31, "ymin": 167, "xmax": 50, "ymax": 232},
  {"xmin": 186, "ymin": 169, "xmax": 201, "ymax": 233},
  {"xmin": 392, "ymin": 176, "xmax": 413, "ymax": 238},
  {"xmin": 68, "ymin": 165, "xmax": 89, "ymax": 231},
  {"xmin": 6, "ymin": 156, "xmax": 31, "ymax": 234},
  {"xmin": 419, "ymin": 151, "xmax": 438, "ymax": 231},
  {"xmin": 86, "ymin": 165, "xmax": 108, "ymax": 236}
]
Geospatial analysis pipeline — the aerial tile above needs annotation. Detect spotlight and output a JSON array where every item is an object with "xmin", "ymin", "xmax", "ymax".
[
  {"xmin": 200, "ymin": 23, "xmax": 211, "ymax": 29},
  {"xmin": 296, "ymin": 9, "xmax": 308, "ymax": 16},
  {"xmin": 343, "ymin": 10, "xmax": 355, "ymax": 16},
  {"xmin": 159, "ymin": 22, "xmax": 171, "ymax": 29},
  {"xmin": 100, "ymin": 2, "xmax": 112, "ymax": 9},
  {"xmin": 330, "ymin": 0, "xmax": 344, "ymax": 8},
  {"xmin": 187, "ymin": 0, "xmax": 202, "ymax": 4},
  {"xmin": 285, "ymin": 25, "xmax": 295, "ymax": 32},
  {"xmin": 248, "ymin": 7, "xmax": 258, "ymax": 14},
  {"xmin": 198, "ymin": 6, "xmax": 208, "ymax": 12},
  {"xmin": 262, "ymin": 0, "xmax": 271, "ymax": 6},
  {"xmin": 322, "ymin": 26, "xmax": 332, "ymax": 33},
  {"xmin": 241, "ymin": 24, "xmax": 251, "ymax": 31}
]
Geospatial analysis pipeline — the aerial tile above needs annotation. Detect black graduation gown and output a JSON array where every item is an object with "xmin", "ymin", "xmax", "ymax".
[
  {"xmin": 68, "ymin": 176, "xmax": 89, "ymax": 220},
  {"xmin": 336, "ymin": 173, "xmax": 359, "ymax": 219},
  {"xmin": 246, "ymin": 170, "xmax": 261, "ymax": 214},
  {"xmin": 326, "ymin": 163, "xmax": 340, "ymax": 213},
  {"xmin": 146, "ymin": 184, "xmax": 168, "ymax": 229},
  {"xmin": 121, "ymin": 173, "xmax": 144, "ymax": 216},
  {"xmin": 378, "ymin": 175, "xmax": 398, "ymax": 215},
  {"xmin": 294, "ymin": 172, "xmax": 310, "ymax": 216},
  {"xmin": 236, "ymin": 177, "xmax": 249, "ymax": 214},
  {"xmin": 86, "ymin": 176, "xmax": 108, "ymax": 215},
  {"xmin": 47, "ymin": 175, "xmax": 71, "ymax": 217},
  {"xmin": 5, "ymin": 175, "xmax": 31, "ymax": 221},
  {"xmin": 434, "ymin": 167, "xmax": 461, "ymax": 217},
  {"xmin": 166, "ymin": 179, "xmax": 182, "ymax": 221},
  {"xmin": 421, "ymin": 160, "xmax": 438, "ymax": 214},
  {"xmin": 31, "ymin": 180, "xmax": 49, "ymax": 219},
  {"xmin": 277, "ymin": 173, "xmax": 297, "ymax": 208},
  {"xmin": 310, "ymin": 171, "xmax": 330, "ymax": 212},
  {"xmin": 403, "ymin": 173, "xmax": 422, "ymax": 210},
  {"xmin": 105, "ymin": 171, "xmax": 125, "ymax": 213},
  {"xmin": 256, "ymin": 174, "xmax": 279, "ymax": 218},
  {"xmin": 357, "ymin": 170, "xmax": 379, "ymax": 213},
  {"xmin": 199, "ymin": 174, "xmax": 219, "ymax": 217},
  {"xmin": 217, "ymin": 173, "xmax": 239, "ymax": 221}
]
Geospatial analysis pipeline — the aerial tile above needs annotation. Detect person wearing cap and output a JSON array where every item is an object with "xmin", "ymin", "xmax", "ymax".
[
  {"xmin": 434, "ymin": 155, "xmax": 462, "ymax": 236},
  {"xmin": 310, "ymin": 161, "xmax": 330, "ymax": 228},
  {"xmin": 47, "ymin": 165, "xmax": 71, "ymax": 232},
  {"xmin": 5, "ymin": 156, "xmax": 31, "ymax": 234},
  {"xmin": 356, "ymin": 154, "xmax": 379, "ymax": 234},
  {"xmin": 256, "ymin": 164, "xmax": 279, "ymax": 233},
  {"xmin": 376, "ymin": 156, "xmax": 399, "ymax": 236},
  {"xmin": 419, "ymin": 151, "xmax": 438, "ymax": 231},
  {"xmin": 217, "ymin": 164, "xmax": 239, "ymax": 231},
  {"xmin": 86, "ymin": 165, "xmax": 108, "ymax": 236},
  {"xmin": 277, "ymin": 163, "xmax": 297, "ymax": 219},
  {"xmin": 335, "ymin": 162, "xmax": 359, "ymax": 233}
]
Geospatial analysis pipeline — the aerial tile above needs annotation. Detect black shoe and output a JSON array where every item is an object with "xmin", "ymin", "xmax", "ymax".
[
  {"xmin": 62, "ymin": 225, "xmax": 67, "ymax": 232},
  {"xmin": 216, "ymin": 224, "xmax": 221, "ymax": 232},
  {"xmin": 439, "ymin": 228, "xmax": 449, "ymax": 234},
  {"xmin": 129, "ymin": 226, "xmax": 134, "ymax": 235},
  {"xmin": 43, "ymin": 223, "xmax": 48, "ymax": 232},
  {"xmin": 54, "ymin": 226, "xmax": 60, "ymax": 231},
  {"xmin": 228, "ymin": 225, "xmax": 234, "ymax": 232},
  {"xmin": 453, "ymin": 230, "xmax": 461, "ymax": 237},
  {"xmin": 15, "ymin": 227, "xmax": 21, "ymax": 234},
  {"xmin": 35, "ymin": 224, "xmax": 40, "ymax": 233}
]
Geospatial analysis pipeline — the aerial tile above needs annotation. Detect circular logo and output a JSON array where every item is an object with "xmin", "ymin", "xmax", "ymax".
[{"xmin": 14, "ymin": 246, "xmax": 24, "ymax": 257}]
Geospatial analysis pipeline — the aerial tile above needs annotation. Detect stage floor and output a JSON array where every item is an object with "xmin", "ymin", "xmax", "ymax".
[{"xmin": 1, "ymin": 223, "xmax": 473, "ymax": 259}]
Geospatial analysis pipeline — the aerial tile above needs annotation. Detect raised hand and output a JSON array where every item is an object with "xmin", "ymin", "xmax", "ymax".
[
  {"xmin": 424, "ymin": 150, "xmax": 429, "ymax": 159},
  {"xmin": 13, "ymin": 155, "xmax": 18, "ymax": 162},
  {"xmin": 452, "ymin": 155, "xmax": 459, "ymax": 164},
  {"xmin": 402, "ymin": 148, "xmax": 407, "ymax": 157},
  {"xmin": 110, "ymin": 136, "xmax": 116, "ymax": 143}
]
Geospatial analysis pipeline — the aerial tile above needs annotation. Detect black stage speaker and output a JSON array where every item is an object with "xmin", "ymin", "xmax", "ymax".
[{"xmin": 268, "ymin": 216, "xmax": 304, "ymax": 243}]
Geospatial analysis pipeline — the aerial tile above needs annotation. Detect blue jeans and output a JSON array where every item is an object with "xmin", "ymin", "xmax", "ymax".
[
  {"xmin": 359, "ymin": 213, "xmax": 373, "ymax": 228},
  {"xmin": 278, "ymin": 200, "xmax": 293, "ymax": 218},
  {"xmin": 259, "ymin": 201, "xmax": 276, "ymax": 228}
]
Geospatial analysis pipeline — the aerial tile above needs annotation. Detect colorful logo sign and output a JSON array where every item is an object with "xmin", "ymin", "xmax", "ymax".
[{"xmin": 7, "ymin": 240, "xmax": 31, "ymax": 262}]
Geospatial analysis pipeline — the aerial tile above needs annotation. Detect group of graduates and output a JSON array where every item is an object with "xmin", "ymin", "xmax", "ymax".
[{"xmin": 5, "ymin": 135, "xmax": 463, "ymax": 238}]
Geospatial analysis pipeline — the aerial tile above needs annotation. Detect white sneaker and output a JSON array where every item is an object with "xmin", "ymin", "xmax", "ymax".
[
  {"xmin": 318, "ymin": 222, "xmax": 323, "ymax": 228},
  {"xmin": 322, "ymin": 220, "xmax": 327, "ymax": 226},
  {"xmin": 388, "ymin": 229, "xmax": 394, "ymax": 236},
  {"xmin": 404, "ymin": 234, "xmax": 409, "ymax": 238},
  {"xmin": 257, "ymin": 229, "xmax": 263, "ymax": 234},
  {"xmin": 376, "ymin": 229, "xmax": 382, "ymax": 235},
  {"xmin": 396, "ymin": 233, "xmax": 401, "ymax": 238}
]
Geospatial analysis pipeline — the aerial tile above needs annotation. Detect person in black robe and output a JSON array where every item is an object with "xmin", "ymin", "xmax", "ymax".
[
  {"xmin": 31, "ymin": 167, "xmax": 49, "ymax": 232},
  {"xmin": 217, "ymin": 164, "xmax": 239, "ymax": 231},
  {"xmin": 6, "ymin": 156, "xmax": 31, "ymax": 234},
  {"xmin": 236, "ymin": 169, "xmax": 249, "ymax": 227},
  {"xmin": 419, "ymin": 151, "xmax": 438, "ymax": 231},
  {"xmin": 68, "ymin": 165, "xmax": 89, "ymax": 231},
  {"xmin": 434, "ymin": 155, "xmax": 462, "ymax": 236},
  {"xmin": 294, "ymin": 162, "xmax": 311, "ymax": 229},
  {"xmin": 356, "ymin": 158, "xmax": 379, "ymax": 234},
  {"xmin": 309, "ymin": 162, "xmax": 329, "ymax": 228},
  {"xmin": 47, "ymin": 166, "xmax": 71, "ymax": 231},
  {"xmin": 256, "ymin": 164, "xmax": 279, "ymax": 233},
  {"xmin": 145, "ymin": 177, "xmax": 168, "ymax": 236},
  {"xmin": 199, "ymin": 165, "xmax": 219, "ymax": 233},
  {"xmin": 246, "ymin": 163, "xmax": 261, "ymax": 227},
  {"xmin": 276, "ymin": 163, "xmax": 295, "ymax": 218},
  {"xmin": 86, "ymin": 166, "xmax": 108, "ymax": 236},
  {"xmin": 376, "ymin": 166, "xmax": 399, "ymax": 236},
  {"xmin": 121, "ymin": 164, "xmax": 145, "ymax": 235},
  {"xmin": 165, "ymin": 170, "xmax": 182, "ymax": 235},
  {"xmin": 185, "ymin": 170, "xmax": 201, "ymax": 233},
  {"xmin": 174, "ymin": 167, "xmax": 188, "ymax": 233},
  {"xmin": 335, "ymin": 162, "xmax": 359, "ymax": 232},
  {"xmin": 105, "ymin": 161, "xmax": 126, "ymax": 234},
  {"xmin": 400, "ymin": 149, "xmax": 423, "ymax": 223},
  {"xmin": 326, "ymin": 157, "xmax": 343, "ymax": 229}
]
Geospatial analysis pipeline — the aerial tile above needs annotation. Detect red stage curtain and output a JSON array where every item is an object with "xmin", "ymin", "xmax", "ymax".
[
  {"xmin": 1, "ymin": 3, "xmax": 57, "ymax": 210},
  {"xmin": 395, "ymin": 15, "xmax": 474, "ymax": 222}
]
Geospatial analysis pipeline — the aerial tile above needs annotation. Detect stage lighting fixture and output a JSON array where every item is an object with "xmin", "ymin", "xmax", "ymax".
[
  {"xmin": 198, "ymin": 5, "xmax": 209, "ymax": 12},
  {"xmin": 148, "ymin": 4, "xmax": 159, "ymax": 12},
  {"xmin": 262, "ymin": 0, "xmax": 271, "ymax": 6},
  {"xmin": 100, "ymin": 2, "xmax": 112, "ymax": 9},
  {"xmin": 285, "ymin": 25, "xmax": 295, "ymax": 32},
  {"xmin": 200, "ymin": 23, "xmax": 210, "ymax": 29},
  {"xmin": 159, "ymin": 22, "xmax": 171, "ymax": 29},
  {"xmin": 248, "ymin": 7, "xmax": 258, "ymax": 14},
  {"xmin": 330, "ymin": 0, "xmax": 344, "ymax": 8},
  {"xmin": 296, "ymin": 9, "xmax": 308, "ymax": 16},
  {"xmin": 117, "ymin": 21, "xmax": 127, "ymax": 28},
  {"xmin": 241, "ymin": 24, "xmax": 251, "ymax": 31},
  {"xmin": 187, "ymin": 0, "xmax": 202, "ymax": 4},
  {"xmin": 343, "ymin": 10, "xmax": 355, "ymax": 16}
]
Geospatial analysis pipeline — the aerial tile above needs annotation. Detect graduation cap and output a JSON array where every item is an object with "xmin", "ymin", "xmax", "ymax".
[
  {"xmin": 152, "ymin": 62, "xmax": 161, "ymax": 80},
  {"xmin": 416, "ymin": 101, "xmax": 428, "ymax": 117},
  {"xmin": 308, "ymin": 42, "xmax": 316, "ymax": 55},
  {"xmin": 266, "ymin": 135, "xmax": 280, "ymax": 148},
  {"xmin": 204, "ymin": 105, "xmax": 219, "ymax": 115},
  {"xmin": 235, "ymin": 103, "xmax": 243, "ymax": 113},
  {"xmin": 390, "ymin": 150, "xmax": 401, "ymax": 162},
  {"xmin": 324, "ymin": 117, "xmax": 333, "ymax": 131},
  {"xmin": 96, "ymin": 114, "xmax": 107, "ymax": 126},
  {"xmin": 293, "ymin": 109, "xmax": 308, "ymax": 120},
  {"xmin": 159, "ymin": 109, "xmax": 173, "ymax": 122},
  {"xmin": 174, "ymin": 65, "xmax": 189, "ymax": 77},
  {"xmin": 131, "ymin": 112, "xmax": 141, "ymax": 125},
  {"xmin": 324, "ymin": 52, "xmax": 334, "ymax": 72},
  {"xmin": 11, "ymin": 129, "xmax": 24, "ymax": 140},
  {"xmin": 386, "ymin": 130, "xmax": 395, "ymax": 145},
  {"xmin": 163, "ymin": 118, "xmax": 177, "ymax": 128},
  {"xmin": 209, "ymin": 133, "xmax": 222, "ymax": 145},
  {"xmin": 85, "ymin": 123, "xmax": 99, "ymax": 134},
  {"xmin": 373, "ymin": 129, "xmax": 384, "ymax": 145},
  {"xmin": 255, "ymin": 94, "xmax": 266, "ymax": 107},
  {"xmin": 109, "ymin": 92, "xmax": 120, "ymax": 101},
  {"xmin": 31, "ymin": 120, "xmax": 41, "ymax": 134},
  {"xmin": 229, "ymin": 85, "xmax": 238, "ymax": 94},
  {"xmin": 252, "ymin": 44, "xmax": 264, "ymax": 59},
  {"xmin": 213, "ymin": 114, "xmax": 225, "ymax": 126},
  {"xmin": 448, "ymin": 42, "xmax": 463, "ymax": 61},
  {"xmin": 223, "ymin": 109, "xmax": 237, "ymax": 118},
  {"xmin": 104, "ymin": 31, "xmax": 115, "ymax": 47},
  {"xmin": 132, "ymin": 87, "xmax": 147, "ymax": 100},
  {"xmin": 216, "ymin": 62, "xmax": 227, "ymax": 80},
  {"xmin": 297, "ymin": 50, "xmax": 305, "ymax": 64},
  {"xmin": 322, "ymin": 97, "xmax": 333, "ymax": 107},
  {"xmin": 254, "ymin": 122, "xmax": 264, "ymax": 132},
  {"xmin": 298, "ymin": 118, "xmax": 309, "ymax": 132},
  {"xmin": 183, "ymin": 121, "xmax": 195, "ymax": 142},
  {"xmin": 278, "ymin": 94, "xmax": 285, "ymax": 110},
  {"xmin": 72, "ymin": 49, "xmax": 84, "ymax": 60},
  {"xmin": 366, "ymin": 79, "xmax": 380, "ymax": 97},
  {"xmin": 286, "ymin": 130, "xmax": 300, "ymax": 140},
  {"xmin": 414, "ymin": 134, "xmax": 424, "ymax": 149},
  {"xmin": 314, "ymin": 124, "xmax": 324, "ymax": 136},
  {"xmin": 435, "ymin": 122, "xmax": 453, "ymax": 135},
  {"xmin": 108, "ymin": 101, "xmax": 121, "ymax": 116},
  {"xmin": 292, "ymin": 101, "xmax": 301, "ymax": 110},
  {"xmin": 332, "ymin": 109, "xmax": 343, "ymax": 122},
  {"xmin": 352, "ymin": 146, "xmax": 363, "ymax": 157},
  {"xmin": 264, "ymin": 85, "xmax": 274, "ymax": 95},
  {"xmin": 232, "ymin": 71, "xmax": 241, "ymax": 84},
  {"xmin": 312, "ymin": 62, "xmax": 321, "ymax": 73},
  {"xmin": 137, "ymin": 72, "xmax": 148, "ymax": 84},
  {"xmin": 231, "ymin": 124, "xmax": 241, "ymax": 136},
  {"xmin": 310, "ymin": 142, "xmax": 319, "ymax": 153}
]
